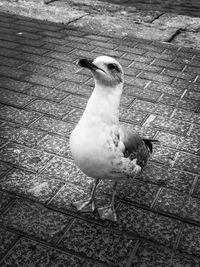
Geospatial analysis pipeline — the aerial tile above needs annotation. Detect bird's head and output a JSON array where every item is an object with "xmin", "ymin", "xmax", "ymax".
[{"xmin": 78, "ymin": 56, "xmax": 124, "ymax": 88}]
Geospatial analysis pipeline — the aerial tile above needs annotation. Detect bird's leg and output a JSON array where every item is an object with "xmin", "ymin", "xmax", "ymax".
[
  {"xmin": 98, "ymin": 181, "xmax": 117, "ymax": 222},
  {"xmin": 72, "ymin": 179, "xmax": 99, "ymax": 212}
]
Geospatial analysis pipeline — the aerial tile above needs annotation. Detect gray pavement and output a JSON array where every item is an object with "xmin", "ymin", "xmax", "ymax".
[{"xmin": 0, "ymin": 9, "xmax": 199, "ymax": 267}]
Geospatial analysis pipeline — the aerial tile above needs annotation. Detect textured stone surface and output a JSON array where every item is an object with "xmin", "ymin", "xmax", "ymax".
[
  {"xmin": 0, "ymin": 10, "xmax": 200, "ymax": 266},
  {"xmin": 112, "ymin": 204, "xmax": 181, "ymax": 247},
  {"xmin": 155, "ymin": 188, "xmax": 200, "ymax": 223},
  {"xmin": 0, "ymin": 168, "xmax": 63, "ymax": 203},
  {"xmin": 179, "ymin": 225, "xmax": 200, "ymax": 256},
  {"xmin": 58, "ymin": 219, "xmax": 136, "ymax": 266},
  {"xmin": 138, "ymin": 162, "xmax": 196, "ymax": 193},
  {"xmin": 2, "ymin": 239, "xmax": 85, "ymax": 266},
  {"xmin": 0, "ymin": 227, "xmax": 18, "ymax": 260},
  {"xmin": 131, "ymin": 240, "xmax": 200, "ymax": 267},
  {"xmin": 0, "ymin": 200, "xmax": 72, "ymax": 243},
  {"xmin": 0, "ymin": 142, "xmax": 52, "ymax": 172}
]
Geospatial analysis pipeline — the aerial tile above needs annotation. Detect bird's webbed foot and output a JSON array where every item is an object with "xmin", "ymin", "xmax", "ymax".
[
  {"xmin": 98, "ymin": 206, "xmax": 117, "ymax": 222},
  {"xmin": 72, "ymin": 199, "xmax": 95, "ymax": 212}
]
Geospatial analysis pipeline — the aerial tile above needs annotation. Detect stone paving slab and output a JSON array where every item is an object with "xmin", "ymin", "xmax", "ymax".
[{"xmin": 0, "ymin": 11, "xmax": 200, "ymax": 267}]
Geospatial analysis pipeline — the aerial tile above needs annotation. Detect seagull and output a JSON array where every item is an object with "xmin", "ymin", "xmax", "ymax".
[{"xmin": 70, "ymin": 56, "xmax": 158, "ymax": 222}]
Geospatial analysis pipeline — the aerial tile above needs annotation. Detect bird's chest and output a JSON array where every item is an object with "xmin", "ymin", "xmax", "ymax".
[{"xmin": 70, "ymin": 121, "xmax": 121, "ymax": 178}]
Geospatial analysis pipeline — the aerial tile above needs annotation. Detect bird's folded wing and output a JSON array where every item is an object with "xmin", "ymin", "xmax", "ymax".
[{"xmin": 119, "ymin": 125, "xmax": 150, "ymax": 168}]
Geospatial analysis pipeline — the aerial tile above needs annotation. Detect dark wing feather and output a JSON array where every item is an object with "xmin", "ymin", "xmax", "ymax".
[{"xmin": 120, "ymin": 126, "xmax": 157, "ymax": 168}]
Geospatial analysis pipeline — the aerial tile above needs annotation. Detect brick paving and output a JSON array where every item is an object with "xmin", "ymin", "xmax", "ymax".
[{"xmin": 0, "ymin": 11, "xmax": 200, "ymax": 267}]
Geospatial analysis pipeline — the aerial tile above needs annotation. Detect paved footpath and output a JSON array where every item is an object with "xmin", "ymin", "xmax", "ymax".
[{"xmin": 0, "ymin": 11, "xmax": 200, "ymax": 267}]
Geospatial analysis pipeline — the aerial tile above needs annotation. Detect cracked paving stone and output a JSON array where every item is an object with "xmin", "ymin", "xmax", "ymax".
[
  {"xmin": 174, "ymin": 152, "xmax": 200, "ymax": 174},
  {"xmin": 138, "ymin": 162, "xmax": 196, "ymax": 194},
  {"xmin": 42, "ymin": 156, "xmax": 93, "ymax": 187},
  {"xmin": 27, "ymin": 100, "xmax": 74, "ymax": 118},
  {"xmin": 1, "ymin": 238, "xmax": 86, "ymax": 267},
  {"xmin": 111, "ymin": 204, "xmax": 181, "ymax": 247},
  {"xmin": 131, "ymin": 240, "xmax": 200, "ymax": 267},
  {"xmin": 0, "ymin": 143, "xmax": 52, "ymax": 172},
  {"xmin": 0, "ymin": 106, "xmax": 40, "ymax": 125},
  {"xmin": 37, "ymin": 134, "xmax": 72, "ymax": 158},
  {"xmin": 58, "ymin": 219, "xmax": 136, "ymax": 266},
  {"xmin": 31, "ymin": 116, "xmax": 75, "ymax": 137},
  {"xmin": 0, "ymin": 200, "xmax": 72, "ymax": 244},
  {"xmin": 179, "ymin": 224, "xmax": 200, "ymax": 257},
  {"xmin": 0, "ymin": 227, "xmax": 18, "ymax": 260},
  {"xmin": 155, "ymin": 188, "xmax": 200, "ymax": 223},
  {"xmin": 0, "ymin": 168, "xmax": 64, "ymax": 203}
]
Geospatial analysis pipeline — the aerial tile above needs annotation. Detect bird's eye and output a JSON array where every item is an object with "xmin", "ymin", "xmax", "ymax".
[{"xmin": 108, "ymin": 63, "xmax": 116, "ymax": 70}]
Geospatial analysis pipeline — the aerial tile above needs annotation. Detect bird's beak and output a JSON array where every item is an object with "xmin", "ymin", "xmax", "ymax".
[{"xmin": 78, "ymin": 58, "xmax": 99, "ymax": 71}]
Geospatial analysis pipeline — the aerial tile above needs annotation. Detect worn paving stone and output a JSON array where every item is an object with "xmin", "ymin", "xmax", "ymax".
[
  {"xmin": 63, "ymin": 108, "xmax": 83, "ymax": 123},
  {"xmin": 153, "ymin": 104, "xmax": 175, "ymax": 117},
  {"xmin": 193, "ymin": 178, "xmax": 200, "ymax": 199},
  {"xmin": 155, "ymin": 188, "xmax": 200, "ymax": 223},
  {"xmin": 31, "ymin": 116, "xmax": 75, "ymax": 137},
  {"xmin": 0, "ymin": 142, "xmax": 52, "ymax": 172},
  {"xmin": 151, "ymin": 145, "xmax": 177, "ymax": 166},
  {"xmin": 173, "ymin": 109, "xmax": 200, "ymax": 124},
  {"xmin": 0, "ymin": 168, "xmax": 63, "ymax": 203},
  {"xmin": 100, "ymin": 179, "xmax": 159, "ymax": 208},
  {"xmin": 0, "ymin": 227, "xmax": 18, "ymax": 260},
  {"xmin": 57, "ymin": 81, "xmax": 93, "ymax": 97},
  {"xmin": 111, "ymin": 204, "xmax": 181, "ymax": 247},
  {"xmin": 0, "ymin": 88, "xmax": 34, "ymax": 107},
  {"xmin": 124, "ymin": 86, "xmax": 161, "ymax": 101},
  {"xmin": 1, "ymin": 237, "xmax": 86, "ymax": 267},
  {"xmin": 0, "ymin": 191, "xmax": 13, "ymax": 212},
  {"xmin": 27, "ymin": 99, "xmax": 73, "ymax": 118},
  {"xmin": 147, "ymin": 82, "xmax": 185, "ymax": 96},
  {"xmin": 0, "ymin": 123, "xmax": 46, "ymax": 147},
  {"xmin": 0, "ymin": 77, "xmax": 32, "ymax": 92},
  {"xmin": 138, "ymin": 162, "xmax": 196, "ymax": 194},
  {"xmin": 49, "ymin": 182, "xmax": 112, "ymax": 224},
  {"xmin": 120, "ymin": 123, "xmax": 157, "ymax": 139},
  {"xmin": 61, "ymin": 94, "xmax": 88, "ymax": 109},
  {"xmin": 0, "ymin": 105, "xmax": 40, "ymax": 125},
  {"xmin": 147, "ymin": 116, "xmax": 191, "ymax": 135},
  {"xmin": 0, "ymin": 161, "xmax": 11, "ymax": 176},
  {"xmin": 42, "ymin": 156, "xmax": 93, "ymax": 187},
  {"xmin": 122, "ymin": 110, "xmax": 148, "ymax": 124},
  {"xmin": 190, "ymin": 124, "xmax": 200, "ymax": 139},
  {"xmin": 58, "ymin": 219, "xmax": 136, "ymax": 266},
  {"xmin": 0, "ymin": 199, "xmax": 72, "ymax": 244},
  {"xmin": 26, "ymin": 85, "xmax": 69, "ymax": 102},
  {"xmin": 174, "ymin": 152, "xmax": 200, "ymax": 174},
  {"xmin": 131, "ymin": 240, "xmax": 200, "ymax": 267},
  {"xmin": 179, "ymin": 224, "xmax": 200, "ymax": 257},
  {"xmin": 37, "ymin": 134, "xmax": 71, "ymax": 158}
]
